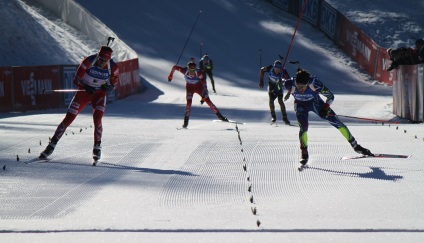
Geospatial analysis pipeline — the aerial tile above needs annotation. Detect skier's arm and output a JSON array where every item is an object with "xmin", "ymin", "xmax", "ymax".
[
  {"xmin": 313, "ymin": 79, "xmax": 334, "ymax": 105},
  {"xmin": 109, "ymin": 63, "xmax": 120, "ymax": 87},
  {"xmin": 168, "ymin": 65, "xmax": 185, "ymax": 81},
  {"xmin": 283, "ymin": 78, "xmax": 294, "ymax": 101},
  {"xmin": 73, "ymin": 57, "xmax": 91, "ymax": 88},
  {"xmin": 259, "ymin": 65, "xmax": 272, "ymax": 89},
  {"xmin": 101, "ymin": 62, "xmax": 119, "ymax": 92}
]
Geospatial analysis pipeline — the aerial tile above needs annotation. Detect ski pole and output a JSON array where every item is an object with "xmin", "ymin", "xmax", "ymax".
[
  {"xmin": 168, "ymin": 10, "xmax": 202, "ymax": 81},
  {"xmin": 42, "ymin": 89, "xmax": 83, "ymax": 93},
  {"xmin": 282, "ymin": 0, "xmax": 308, "ymax": 70},
  {"xmin": 336, "ymin": 114, "xmax": 399, "ymax": 124}
]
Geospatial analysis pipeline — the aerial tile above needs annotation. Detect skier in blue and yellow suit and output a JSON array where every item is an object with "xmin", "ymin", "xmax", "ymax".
[{"xmin": 284, "ymin": 69, "xmax": 373, "ymax": 166}]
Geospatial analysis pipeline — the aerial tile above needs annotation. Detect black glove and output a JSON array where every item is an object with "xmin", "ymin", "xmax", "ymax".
[
  {"xmin": 319, "ymin": 103, "xmax": 331, "ymax": 117},
  {"xmin": 259, "ymin": 80, "xmax": 264, "ymax": 89},
  {"xmin": 84, "ymin": 84, "xmax": 96, "ymax": 94},
  {"xmin": 101, "ymin": 83, "xmax": 113, "ymax": 92},
  {"xmin": 284, "ymin": 92, "xmax": 291, "ymax": 101}
]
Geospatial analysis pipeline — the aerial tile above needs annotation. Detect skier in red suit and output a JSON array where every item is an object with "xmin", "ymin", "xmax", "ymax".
[
  {"xmin": 39, "ymin": 45, "xmax": 119, "ymax": 162},
  {"xmin": 168, "ymin": 60, "xmax": 228, "ymax": 128}
]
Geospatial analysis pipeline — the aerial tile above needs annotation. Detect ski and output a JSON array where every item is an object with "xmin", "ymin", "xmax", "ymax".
[
  {"xmin": 23, "ymin": 157, "xmax": 51, "ymax": 164},
  {"xmin": 342, "ymin": 153, "xmax": 412, "ymax": 160},
  {"xmin": 176, "ymin": 126, "xmax": 188, "ymax": 130},
  {"xmin": 213, "ymin": 119, "xmax": 245, "ymax": 125}
]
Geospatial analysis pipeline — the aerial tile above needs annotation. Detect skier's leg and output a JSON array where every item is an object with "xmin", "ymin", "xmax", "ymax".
[
  {"xmin": 277, "ymin": 94, "xmax": 290, "ymax": 124},
  {"xmin": 203, "ymin": 97, "xmax": 227, "ymax": 121},
  {"xmin": 40, "ymin": 93, "xmax": 90, "ymax": 158},
  {"xmin": 316, "ymin": 105, "xmax": 372, "ymax": 155},
  {"xmin": 92, "ymin": 107, "xmax": 103, "ymax": 161},
  {"xmin": 208, "ymin": 71, "xmax": 216, "ymax": 92},
  {"xmin": 91, "ymin": 95, "xmax": 106, "ymax": 161},
  {"xmin": 184, "ymin": 99, "xmax": 193, "ymax": 128},
  {"xmin": 269, "ymin": 92, "xmax": 277, "ymax": 122},
  {"xmin": 182, "ymin": 87, "xmax": 195, "ymax": 127},
  {"xmin": 295, "ymin": 103, "xmax": 309, "ymax": 164}
]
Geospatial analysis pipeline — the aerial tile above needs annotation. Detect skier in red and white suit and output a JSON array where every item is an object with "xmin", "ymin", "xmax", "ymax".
[
  {"xmin": 168, "ymin": 60, "xmax": 228, "ymax": 128},
  {"xmin": 39, "ymin": 45, "xmax": 119, "ymax": 161}
]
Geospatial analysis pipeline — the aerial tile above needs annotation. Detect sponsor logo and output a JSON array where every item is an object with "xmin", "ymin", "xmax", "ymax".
[
  {"xmin": 320, "ymin": 4, "xmax": 337, "ymax": 37},
  {"xmin": 346, "ymin": 31, "xmax": 371, "ymax": 61},
  {"xmin": 20, "ymin": 72, "xmax": 53, "ymax": 106}
]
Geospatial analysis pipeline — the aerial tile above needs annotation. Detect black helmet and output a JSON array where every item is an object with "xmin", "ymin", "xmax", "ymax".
[
  {"xmin": 296, "ymin": 70, "xmax": 310, "ymax": 84},
  {"xmin": 187, "ymin": 61, "xmax": 196, "ymax": 70}
]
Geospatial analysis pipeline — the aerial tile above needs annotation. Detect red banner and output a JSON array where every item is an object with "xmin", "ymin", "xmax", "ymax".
[
  {"xmin": 12, "ymin": 66, "xmax": 63, "ymax": 112},
  {"xmin": 116, "ymin": 58, "xmax": 141, "ymax": 99},
  {"xmin": 0, "ymin": 67, "xmax": 13, "ymax": 112},
  {"xmin": 337, "ymin": 16, "xmax": 379, "ymax": 79}
]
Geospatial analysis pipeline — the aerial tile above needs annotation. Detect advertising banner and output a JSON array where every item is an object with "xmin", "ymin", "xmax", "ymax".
[
  {"xmin": 116, "ymin": 58, "xmax": 141, "ymax": 99},
  {"xmin": 0, "ymin": 67, "xmax": 13, "ymax": 112},
  {"xmin": 300, "ymin": 0, "xmax": 320, "ymax": 27},
  {"xmin": 337, "ymin": 16, "xmax": 379, "ymax": 78},
  {"xmin": 319, "ymin": 1, "xmax": 340, "ymax": 41},
  {"xmin": 12, "ymin": 66, "xmax": 62, "ymax": 111}
]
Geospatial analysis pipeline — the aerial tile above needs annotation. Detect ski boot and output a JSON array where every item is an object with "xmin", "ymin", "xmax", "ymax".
[
  {"xmin": 216, "ymin": 112, "xmax": 229, "ymax": 122},
  {"xmin": 353, "ymin": 144, "xmax": 373, "ymax": 156},
  {"xmin": 92, "ymin": 143, "xmax": 102, "ymax": 165},
  {"xmin": 282, "ymin": 116, "xmax": 290, "ymax": 125},
  {"xmin": 298, "ymin": 150, "xmax": 309, "ymax": 171},
  {"xmin": 182, "ymin": 116, "xmax": 189, "ymax": 128},
  {"xmin": 39, "ymin": 141, "xmax": 57, "ymax": 159}
]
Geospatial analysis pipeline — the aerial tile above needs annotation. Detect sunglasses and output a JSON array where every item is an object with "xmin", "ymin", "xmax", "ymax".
[{"xmin": 98, "ymin": 56, "xmax": 109, "ymax": 62}]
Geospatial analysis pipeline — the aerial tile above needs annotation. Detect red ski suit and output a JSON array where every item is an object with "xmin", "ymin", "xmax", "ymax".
[
  {"xmin": 51, "ymin": 54, "xmax": 119, "ymax": 144},
  {"xmin": 171, "ymin": 65, "xmax": 220, "ymax": 118}
]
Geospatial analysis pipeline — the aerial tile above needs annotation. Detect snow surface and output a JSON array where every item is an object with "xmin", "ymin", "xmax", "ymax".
[{"xmin": 1, "ymin": 0, "xmax": 424, "ymax": 242}]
